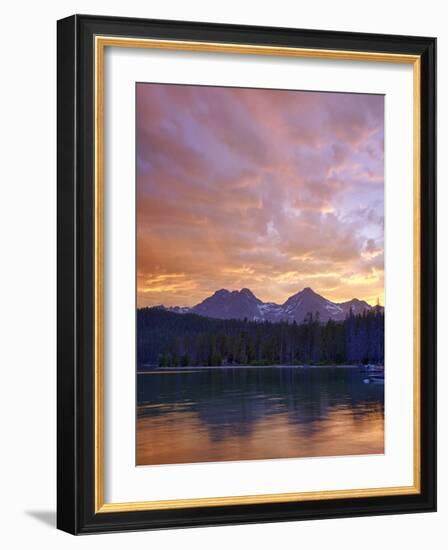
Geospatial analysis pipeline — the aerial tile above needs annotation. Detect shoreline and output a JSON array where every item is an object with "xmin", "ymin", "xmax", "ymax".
[{"xmin": 137, "ymin": 364, "xmax": 362, "ymax": 374}]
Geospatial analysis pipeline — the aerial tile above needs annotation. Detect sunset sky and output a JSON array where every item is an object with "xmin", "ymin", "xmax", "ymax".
[{"xmin": 136, "ymin": 84, "xmax": 384, "ymax": 308}]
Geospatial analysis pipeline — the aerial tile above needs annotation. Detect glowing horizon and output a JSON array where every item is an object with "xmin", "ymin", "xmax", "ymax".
[{"xmin": 136, "ymin": 84, "xmax": 384, "ymax": 308}]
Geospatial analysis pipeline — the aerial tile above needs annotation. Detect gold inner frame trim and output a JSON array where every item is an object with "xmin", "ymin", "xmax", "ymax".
[{"xmin": 94, "ymin": 35, "xmax": 421, "ymax": 514}]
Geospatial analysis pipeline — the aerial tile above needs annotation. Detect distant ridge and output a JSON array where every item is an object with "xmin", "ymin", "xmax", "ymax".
[{"xmin": 159, "ymin": 287, "xmax": 382, "ymax": 323}]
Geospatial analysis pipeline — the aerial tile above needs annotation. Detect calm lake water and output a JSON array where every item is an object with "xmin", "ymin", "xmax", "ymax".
[{"xmin": 136, "ymin": 366, "xmax": 384, "ymax": 465}]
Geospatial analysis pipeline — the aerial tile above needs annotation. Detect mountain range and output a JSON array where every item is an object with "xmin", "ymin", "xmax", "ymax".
[{"xmin": 163, "ymin": 287, "xmax": 382, "ymax": 324}]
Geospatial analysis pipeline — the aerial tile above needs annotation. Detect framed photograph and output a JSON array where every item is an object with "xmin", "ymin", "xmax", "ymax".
[{"xmin": 57, "ymin": 14, "xmax": 436, "ymax": 534}]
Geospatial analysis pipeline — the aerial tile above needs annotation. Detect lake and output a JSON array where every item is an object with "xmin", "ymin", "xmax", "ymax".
[{"xmin": 136, "ymin": 366, "xmax": 384, "ymax": 465}]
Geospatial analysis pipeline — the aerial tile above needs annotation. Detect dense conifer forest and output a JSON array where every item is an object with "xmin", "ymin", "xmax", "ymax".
[{"xmin": 137, "ymin": 307, "xmax": 384, "ymax": 368}]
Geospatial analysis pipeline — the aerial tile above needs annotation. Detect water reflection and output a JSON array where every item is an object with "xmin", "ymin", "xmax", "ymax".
[{"xmin": 137, "ymin": 366, "xmax": 384, "ymax": 465}]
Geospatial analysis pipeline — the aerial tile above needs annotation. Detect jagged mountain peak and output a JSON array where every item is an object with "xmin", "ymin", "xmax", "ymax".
[
  {"xmin": 301, "ymin": 286, "xmax": 314, "ymax": 294},
  {"xmin": 240, "ymin": 287, "xmax": 256, "ymax": 297},
  {"xmin": 213, "ymin": 288, "xmax": 230, "ymax": 296},
  {"xmin": 191, "ymin": 286, "xmax": 263, "ymax": 320},
  {"xmin": 212, "ymin": 288, "xmax": 258, "ymax": 299}
]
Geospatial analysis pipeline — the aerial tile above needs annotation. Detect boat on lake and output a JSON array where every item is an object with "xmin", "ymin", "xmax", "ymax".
[{"xmin": 363, "ymin": 374, "xmax": 385, "ymax": 385}]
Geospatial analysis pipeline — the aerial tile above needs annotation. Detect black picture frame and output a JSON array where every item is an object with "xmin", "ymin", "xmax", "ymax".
[{"xmin": 57, "ymin": 14, "xmax": 436, "ymax": 534}]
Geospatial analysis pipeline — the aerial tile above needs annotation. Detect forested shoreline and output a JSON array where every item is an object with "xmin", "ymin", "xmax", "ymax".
[{"xmin": 137, "ymin": 307, "xmax": 384, "ymax": 368}]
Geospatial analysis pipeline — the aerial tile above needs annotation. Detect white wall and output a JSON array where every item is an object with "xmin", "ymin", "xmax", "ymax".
[{"xmin": 0, "ymin": 1, "xmax": 444, "ymax": 548}]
